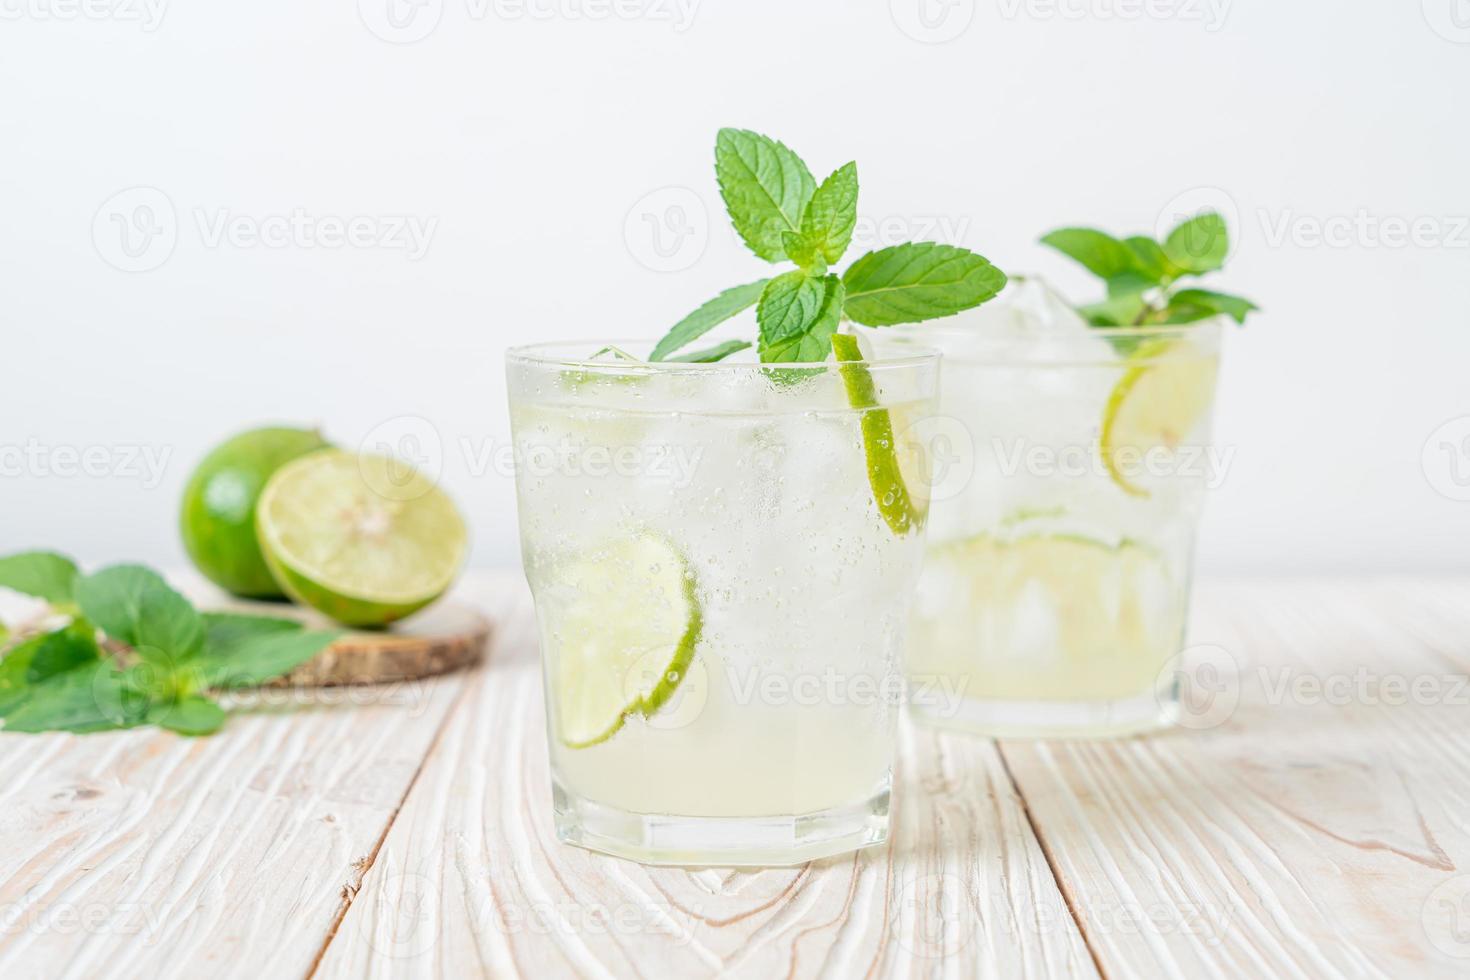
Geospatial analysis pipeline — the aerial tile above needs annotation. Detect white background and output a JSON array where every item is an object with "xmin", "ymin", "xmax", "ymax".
[{"xmin": 2, "ymin": 0, "xmax": 1467, "ymax": 573}]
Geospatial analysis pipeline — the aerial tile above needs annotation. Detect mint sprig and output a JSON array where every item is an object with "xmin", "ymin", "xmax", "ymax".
[
  {"xmin": 1041, "ymin": 211, "xmax": 1259, "ymax": 329},
  {"xmin": 714, "ymin": 129, "xmax": 816, "ymax": 263},
  {"xmin": 756, "ymin": 271, "xmax": 844, "ymax": 362},
  {"xmin": 842, "ymin": 242, "xmax": 1008, "ymax": 327},
  {"xmin": 0, "ymin": 551, "xmax": 338, "ymax": 736},
  {"xmin": 648, "ymin": 279, "xmax": 768, "ymax": 361},
  {"xmin": 651, "ymin": 129, "xmax": 1007, "ymax": 366},
  {"xmin": 647, "ymin": 130, "xmax": 1006, "ymax": 536},
  {"xmin": 0, "ymin": 551, "xmax": 80, "ymax": 607}
]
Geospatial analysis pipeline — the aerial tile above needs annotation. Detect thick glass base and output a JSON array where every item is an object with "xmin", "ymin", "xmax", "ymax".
[
  {"xmin": 552, "ymin": 782, "xmax": 890, "ymax": 867},
  {"xmin": 912, "ymin": 688, "xmax": 1179, "ymax": 739}
]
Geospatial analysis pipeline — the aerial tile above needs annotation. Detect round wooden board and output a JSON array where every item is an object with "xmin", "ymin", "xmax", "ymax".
[{"xmin": 211, "ymin": 596, "xmax": 492, "ymax": 687}]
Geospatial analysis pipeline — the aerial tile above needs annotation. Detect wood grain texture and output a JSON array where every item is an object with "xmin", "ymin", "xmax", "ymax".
[
  {"xmin": 1002, "ymin": 579, "xmax": 1470, "ymax": 979},
  {"xmin": 0, "ymin": 580, "xmax": 510, "ymax": 980},
  {"xmin": 315, "ymin": 574, "xmax": 1095, "ymax": 979},
  {"xmin": 198, "ymin": 587, "xmax": 492, "ymax": 687},
  {"xmin": 266, "ymin": 601, "xmax": 491, "ymax": 688},
  {"xmin": 0, "ymin": 680, "xmax": 466, "ymax": 980},
  {"xmin": 6, "ymin": 575, "xmax": 1467, "ymax": 978}
]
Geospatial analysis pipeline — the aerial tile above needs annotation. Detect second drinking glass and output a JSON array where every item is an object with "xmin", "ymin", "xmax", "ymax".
[{"xmin": 885, "ymin": 309, "xmax": 1224, "ymax": 737}]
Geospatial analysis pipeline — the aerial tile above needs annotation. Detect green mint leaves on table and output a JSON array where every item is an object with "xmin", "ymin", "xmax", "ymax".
[
  {"xmin": 650, "ymin": 129, "xmax": 1007, "ymax": 366},
  {"xmin": 1040, "ymin": 211, "xmax": 1259, "ymax": 329},
  {"xmin": 648, "ymin": 128, "xmax": 1007, "ymax": 536},
  {"xmin": 0, "ymin": 551, "xmax": 338, "ymax": 736}
]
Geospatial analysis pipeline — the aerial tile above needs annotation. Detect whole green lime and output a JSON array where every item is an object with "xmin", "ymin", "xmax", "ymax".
[{"xmin": 180, "ymin": 426, "xmax": 330, "ymax": 598}]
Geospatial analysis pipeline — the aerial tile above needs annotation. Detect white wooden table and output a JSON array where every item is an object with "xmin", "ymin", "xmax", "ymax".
[{"xmin": 2, "ymin": 574, "xmax": 1468, "ymax": 978}]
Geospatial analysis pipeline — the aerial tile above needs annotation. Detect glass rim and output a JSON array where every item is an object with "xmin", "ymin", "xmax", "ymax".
[
  {"xmin": 505, "ymin": 337, "xmax": 943, "ymax": 374},
  {"xmin": 878, "ymin": 317, "xmax": 1224, "ymax": 366},
  {"xmin": 883, "ymin": 318, "xmax": 1225, "ymax": 342}
]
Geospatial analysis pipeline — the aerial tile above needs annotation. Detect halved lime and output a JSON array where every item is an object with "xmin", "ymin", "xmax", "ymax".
[
  {"xmin": 544, "ymin": 535, "xmax": 702, "ymax": 748},
  {"xmin": 180, "ymin": 426, "xmax": 330, "ymax": 598},
  {"xmin": 255, "ymin": 450, "xmax": 467, "ymax": 627},
  {"xmin": 1100, "ymin": 340, "xmax": 1218, "ymax": 497}
]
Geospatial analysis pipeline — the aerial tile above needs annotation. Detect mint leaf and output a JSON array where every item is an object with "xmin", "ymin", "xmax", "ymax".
[
  {"xmin": 1165, "ymin": 288, "xmax": 1258, "ymax": 324},
  {"xmin": 147, "ymin": 696, "xmax": 226, "ymax": 736},
  {"xmin": 76, "ymin": 565, "xmax": 204, "ymax": 665},
  {"xmin": 202, "ymin": 611, "xmax": 301, "ymax": 651},
  {"xmin": 0, "ymin": 633, "xmax": 48, "ymax": 714},
  {"xmin": 1107, "ymin": 271, "xmax": 1157, "ymax": 298},
  {"xmin": 831, "ymin": 333, "xmax": 921, "ymax": 536},
  {"xmin": 756, "ymin": 271, "xmax": 844, "ymax": 363},
  {"xmin": 1044, "ymin": 214, "xmax": 1254, "ymax": 330},
  {"xmin": 1122, "ymin": 236, "xmax": 1180, "ymax": 283},
  {"xmin": 0, "ymin": 552, "xmax": 80, "ymax": 604},
  {"xmin": 195, "ymin": 629, "xmax": 339, "ymax": 689},
  {"xmin": 1079, "ymin": 293, "xmax": 1148, "ymax": 327},
  {"xmin": 1040, "ymin": 228, "xmax": 1134, "ymax": 279},
  {"xmin": 2, "ymin": 660, "xmax": 142, "ymax": 733},
  {"xmin": 799, "ymin": 161, "xmax": 859, "ymax": 265},
  {"xmin": 649, "ymin": 279, "xmax": 769, "ymax": 361},
  {"xmin": 781, "ymin": 231, "xmax": 822, "ymax": 272},
  {"xmin": 715, "ymin": 129, "xmax": 815, "ymax": 262},
  {"xmin": 842, "ymin": 243, "xmax": 1006, "ymax": 327},
  {"xmin": 666, "ymin": 340, "xmax": 751, "ymax": 363},
  {"xmin": 27, "ymin": 620, "xmax": 101, "ymax": 683},
  {"xmin": 1163, "ymin": 212, "xmax": 1228, "ymax": 274}
]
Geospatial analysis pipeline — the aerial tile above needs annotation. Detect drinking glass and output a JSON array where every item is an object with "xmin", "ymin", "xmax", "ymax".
[
  {"xmin": 506, "ymin": 340, "xmax": 939, "ymax": 865},
  {"xmin": 886, "ymin": 319, "xmax": 1224, "ymax": 737}
]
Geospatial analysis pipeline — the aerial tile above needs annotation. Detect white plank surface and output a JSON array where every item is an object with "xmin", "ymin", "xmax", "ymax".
[
  {"xmin": 315, "ymin": 578, "xmax": 1095, "ymax": 979},
  {"xmin": 4, "ymin": 576, "xmax": 1468, "ymax": 978},
  {"xmin": 1001, "ymin": 579, "xmax": 1470, "ymax": 979},
  {"xmin": 0, "ymin": 680, "xmax": 467, "ymax": 980},
  {"xmin": 0, "ymin": 581, "xmax": 496, "ymax": 980}
]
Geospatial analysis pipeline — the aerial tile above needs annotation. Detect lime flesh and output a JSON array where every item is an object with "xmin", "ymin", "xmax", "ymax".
[
  {"xmin": 180, "ymin": 426, "xmax": 330, "ymax": 598},
  {"xmin": 543, "ymin": 535, "xmax": 702, "ymax": 748},
  {"xmin": 915, "ymin": 533, "xmax": 1178, "ymax": 701},
  {"xmin": 1100, "ymin": 340, "xmax": 1218, "ymax": 498},
  {"xmin": 256, "ymin": 450, "xmax": 467, "ymax": 627}
]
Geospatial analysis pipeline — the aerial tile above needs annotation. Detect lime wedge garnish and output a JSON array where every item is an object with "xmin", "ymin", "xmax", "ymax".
[
  {"xmin": 1100, "ymin": 339, "xmax": 1218, "ymax": 497},
  {"xmin": 545, "ymin": 535, "xmax": 702, "ymax": 748},
  {"xmin": 831, "ymin": 333, "xmax": 923, "ymax": 535},
  {"xmin": 256, "ymin": 449, "xmax": 467, "ymax": 627}
]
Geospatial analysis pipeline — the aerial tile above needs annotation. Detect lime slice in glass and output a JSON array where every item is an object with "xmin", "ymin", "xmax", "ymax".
[
  {"xmin": 831, "ymin": 333, "xmax": 922, "ymax": 536},
  {"xmin": 1100, "ymin": 339, "xmax": 1218, "ymax": 497},
  {"xmin": 256, "ymin": 449, "xmax": 467, "ymax": 627},
  {"xmin": 545, "ymin": 535, "xmax": 702, "ymax": 748},
  {"xmin": 919, "ymin": 533, "xmax": 1175, "ymax": 696}
]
